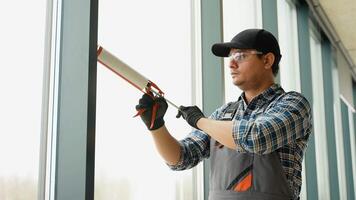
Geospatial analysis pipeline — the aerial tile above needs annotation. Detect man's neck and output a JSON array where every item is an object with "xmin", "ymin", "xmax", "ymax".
[{"xmin": 243, "ymin": 82, "xmax": 275, "ymax": 104}]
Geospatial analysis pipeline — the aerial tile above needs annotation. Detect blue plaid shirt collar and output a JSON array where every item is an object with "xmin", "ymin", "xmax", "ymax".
[{"xmin": 238, "ymin": 84, "xmax": 285, "ymax": 109}]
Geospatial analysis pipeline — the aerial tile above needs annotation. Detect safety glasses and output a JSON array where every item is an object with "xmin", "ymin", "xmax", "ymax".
[{"xmin": 229, "ymin": 51, "xmax": 263, "ymax": 63}]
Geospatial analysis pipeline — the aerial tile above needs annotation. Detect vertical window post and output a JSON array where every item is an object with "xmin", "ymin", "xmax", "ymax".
[
  {"xmin": 201, "ymin": 1, "xmax": 224, "ymax": 199},
  {"xmin": 296, "ymin": 2, "xmax": 318, "ymax": 199},
  {"xmin": 42, "ymin": 0, "xmax": 98, "ymax": 199}
]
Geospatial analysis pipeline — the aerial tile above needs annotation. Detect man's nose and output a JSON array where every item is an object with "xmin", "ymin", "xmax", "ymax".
[{"xmin": 229, "ymin": 59, "xmax": 239, "ymax": 69}]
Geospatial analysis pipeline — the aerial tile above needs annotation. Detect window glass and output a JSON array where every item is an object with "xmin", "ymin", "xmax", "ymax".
[
  {"xmin": 95, "ymin": 0, "xmax": 194, "ymax": 199},
  {"xmin": 222, "ymin": 0, "xmax": 262, "ymax": 103},
  {"xmin": 309, "ymin": 27, "xmax": 331, "ymax": 199},
  {"xmin": 0, "ymin": 1, "xmax": 46, "ymax": 199},
  {"xmin": 277, "ymin": 0, "xmax": 301, "ymax": 92}
]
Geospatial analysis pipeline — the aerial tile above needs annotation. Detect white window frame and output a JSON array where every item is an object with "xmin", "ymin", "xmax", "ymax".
[{"xmin": 191, "ymin": 0, "xmax": 204, "ymax": 199}]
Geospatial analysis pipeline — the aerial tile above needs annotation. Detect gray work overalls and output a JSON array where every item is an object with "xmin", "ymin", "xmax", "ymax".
[{"xmin": 209, "ymin": 101, "xmax": 294, "ymax": 200}]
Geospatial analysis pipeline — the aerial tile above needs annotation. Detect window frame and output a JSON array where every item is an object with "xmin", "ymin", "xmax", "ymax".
[{"xmin": 39, "ymin": 0, "xmax": 98, "ymax": 199}]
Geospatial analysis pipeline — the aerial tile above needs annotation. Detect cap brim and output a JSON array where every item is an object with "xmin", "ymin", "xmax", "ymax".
[{"xmin": 211, "ymin": 42, "xmax": 251, "ymax": 57}]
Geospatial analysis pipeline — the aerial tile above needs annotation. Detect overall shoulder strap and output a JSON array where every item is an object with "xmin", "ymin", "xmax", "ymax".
[{"xmin": 220, "ymin": 101, "xmax": 239, "ymax": 121}]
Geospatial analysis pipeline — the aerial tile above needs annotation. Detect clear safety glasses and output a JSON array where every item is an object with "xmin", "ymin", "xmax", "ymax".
[{"xmin": 229, "ymin": 51, "xmax": 263, "ymax": 63}]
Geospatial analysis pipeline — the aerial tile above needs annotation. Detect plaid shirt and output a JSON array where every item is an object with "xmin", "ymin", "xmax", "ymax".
[{"xmin": 169, "ymin": 84, "xmax": 312, "ymax": 198}]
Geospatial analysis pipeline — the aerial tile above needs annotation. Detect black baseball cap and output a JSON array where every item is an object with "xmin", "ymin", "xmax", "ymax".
[{"xmin": 212, "ymin": 29, "xmax": 281, "ymax": 63}]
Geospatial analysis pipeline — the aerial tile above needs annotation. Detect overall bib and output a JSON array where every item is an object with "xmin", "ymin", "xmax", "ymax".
[{"xmin": 209, "ymin": 102, "xmax": 294, "ymax": 200}]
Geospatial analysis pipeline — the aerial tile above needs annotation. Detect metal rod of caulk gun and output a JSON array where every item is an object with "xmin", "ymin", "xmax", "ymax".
[{"xmin": 150, "ymin": 90, "xmax": 181, "ymax": 111}]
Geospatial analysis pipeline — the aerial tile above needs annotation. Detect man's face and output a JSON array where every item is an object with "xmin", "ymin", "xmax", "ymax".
[{"xmin": 228, "ymin": 49, "xmax": 267, "ymax": 90}]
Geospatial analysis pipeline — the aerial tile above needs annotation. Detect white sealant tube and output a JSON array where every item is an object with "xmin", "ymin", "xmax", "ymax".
[
  {"xmin": 97, "ymin": 46, "xmax": 150, "ymax": 92},
  {"xmin": 97, "ymin": 46, "xmax": 180, "ymax": 110}
]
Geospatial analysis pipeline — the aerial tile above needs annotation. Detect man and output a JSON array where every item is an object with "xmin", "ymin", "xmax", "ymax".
[{"xmin": 136, "ymin": 29, "xmax": 312, "ymax": 200}]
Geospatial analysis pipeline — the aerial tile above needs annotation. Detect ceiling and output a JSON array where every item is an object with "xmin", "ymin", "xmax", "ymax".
[{"xmin": 311, "ymin": 0, "xmax": 356, "ymax": 75}]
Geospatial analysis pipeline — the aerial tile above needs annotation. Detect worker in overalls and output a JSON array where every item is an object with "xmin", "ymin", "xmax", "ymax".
[{"xmin": 136, "ymin": 28, "xmax": 312, "ymax": 200}]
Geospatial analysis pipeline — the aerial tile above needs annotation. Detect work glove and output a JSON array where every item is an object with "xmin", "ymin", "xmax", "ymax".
[
  {"xmin": 135, "ymin": 93, "xmax": 168, "ymax": 130},
  {"xmin": 176, "ymin": 105, "xmax": 205, "ymax": 130}
]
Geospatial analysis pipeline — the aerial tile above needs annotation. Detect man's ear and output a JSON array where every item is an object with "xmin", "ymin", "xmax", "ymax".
[{"xmin": 263, "ymin": 53, "xmax": 275, "ymax": 69}]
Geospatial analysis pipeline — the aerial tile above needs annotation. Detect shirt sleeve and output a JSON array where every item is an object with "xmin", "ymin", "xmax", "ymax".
[
  {"xmin": 168, "ymin": 103, "xmax": 232, "ymax": 171},
  {"xmin": 232, "ymin": 92, "xmax": 312, "ymax": 154}
]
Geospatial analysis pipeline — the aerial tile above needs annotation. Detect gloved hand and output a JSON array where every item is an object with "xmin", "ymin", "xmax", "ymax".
[
  {"xmin": 135, "ymin": 93, "xmax": 168, "ymax": 130},
  {"xmin": 176, "ymin": 105, "xmax": 205, "ymax": 130}
]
